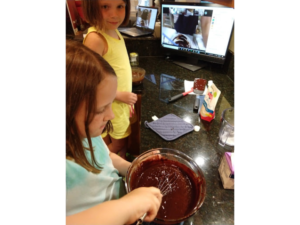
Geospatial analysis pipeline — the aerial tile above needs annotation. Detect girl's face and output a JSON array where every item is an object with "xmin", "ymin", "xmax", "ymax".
[
  {"xmin": 99, "ymin": 0, "xmax": 126, "ymax": 31},
  {"xmin": 75, "ymin": 74, "xmax": 117, "ymax": 138}
]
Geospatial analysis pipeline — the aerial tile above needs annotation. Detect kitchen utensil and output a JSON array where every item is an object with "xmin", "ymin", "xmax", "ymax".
[
  {"xmin": 132, "ymin": 67, "xmax": 145, "ymax": 86},
  {"xmin": 168, "ymin": 87, "xmax": 193, "ymax": 102},
  {"xmin": 136, "ymin": 174, "xmax": 179, "ymax": 225},
  {"xmin": 136, "ymin": 213, "xmax": 147, "ymax": 225},
  {"xmin": 126, "ymin": 148, "xmax": 206, "ymax": 225},
  {"xmin": 168, "ymin": 78, "xmax": 201, "ymax": 103},
  {"xmin": 193, "ymin": 78, "xmax": 207, "ymax": 112},
  {"xmin": 218, "ymin": 107, "xmax": 234, "ymax": 147},
  {"xmin": 158, "ymin": 173, "xmax": 179, "ymax": 196}
]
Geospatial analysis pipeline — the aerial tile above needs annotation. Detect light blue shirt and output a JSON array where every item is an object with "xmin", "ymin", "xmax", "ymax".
[{"xmin": 66, "ymin": 136, "xmax": 125, "ymax": 216}]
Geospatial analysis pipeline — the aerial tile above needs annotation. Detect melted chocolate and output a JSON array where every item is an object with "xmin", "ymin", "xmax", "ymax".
[
  {"xmin": 173, "ymin": 34, "xmax": 191, "ymax": 48},
  {"xmin": 130, "ymin": 157, "xmax": 203, "ymax": 221}
]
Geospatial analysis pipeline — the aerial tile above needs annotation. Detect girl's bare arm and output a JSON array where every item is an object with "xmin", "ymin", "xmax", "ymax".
[
  {"xmin": 84, "ymin": 32, "xmax": 108, "ymax": 56},
  {"xmin": 66, "ymin": 187, "xmax": 162, "ymax": 225}
]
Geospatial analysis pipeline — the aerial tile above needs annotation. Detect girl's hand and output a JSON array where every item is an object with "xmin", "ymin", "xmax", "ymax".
[
  {"xmin": 120, "ymin": 187, "xmax": 163, "ymax": 225},
  {"xmin": 116, "ymin": 91, "xmax": 137, "ymax": 105},
  {"xmin": 66, "ymin": 186, "xmax": 162, "ymax": 225},
  {"xmin": 135, "ymin": 149, "xmax": 162, "ymax": 163}
]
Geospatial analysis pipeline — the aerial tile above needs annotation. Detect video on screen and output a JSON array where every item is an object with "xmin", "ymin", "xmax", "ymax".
[
  {"xmin": 136, "ymin": 8, "xmax": 153, "ymax": 28},
  {"xmin": 162, "ymin": 7, "xmax": 212, "ymax": 51}
]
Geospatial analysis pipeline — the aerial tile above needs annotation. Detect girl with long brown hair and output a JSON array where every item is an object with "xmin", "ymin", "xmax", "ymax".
[{"xmin": 66, "ymin": 40, "xmax": 162, "ymax": 224}]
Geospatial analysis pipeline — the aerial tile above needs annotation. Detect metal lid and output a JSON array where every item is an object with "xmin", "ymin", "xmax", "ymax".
[{"xmin": 130, "ymin": 52, "xmax": 138, "ymax": 57}]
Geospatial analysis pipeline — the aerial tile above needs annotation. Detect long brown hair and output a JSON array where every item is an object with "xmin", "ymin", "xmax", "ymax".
[
  {"xmin": 82, "ymin": 0, "xmax": 131, "ymax": 31},
  {"xmin": 66, "ymin": 39, "xmax": 116, "ymax": 173}
]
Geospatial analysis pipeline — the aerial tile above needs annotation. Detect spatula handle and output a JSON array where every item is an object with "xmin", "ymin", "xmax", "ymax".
[
  {"xmin": 168, "ymin": 88, "xmax": 193, "ymax": 102},
  {"xmin": 168, "ymin": 93, "xmax": 184, "ymax": 102}
]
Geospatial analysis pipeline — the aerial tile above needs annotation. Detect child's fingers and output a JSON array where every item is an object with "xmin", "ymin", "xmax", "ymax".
[
  {"xmin": 136, "ymin": 149, "xmax": 163, "ymax": 163},
  {"xmin": 144, "ymin": 187, "xmax": 163, "ymax": 222},
  {"xmin": 131, "ymin": 105, "xmax": 134, "ymax": 115},
  {"xmin": 129, "ymin": 105, "xmax": 134, "ymax": 118},
  {"xmin": 122, "ymin": 187, "xmax": 162, "ymax": 224},
  {"xmin": 145, "ymin": 199, "xmax": 162, "ymax": 221}
]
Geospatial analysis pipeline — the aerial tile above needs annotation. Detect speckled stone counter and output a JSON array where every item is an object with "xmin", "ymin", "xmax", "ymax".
[{"xmin": 135, "ymin": 56, "xmax": 234, "ymax": 225}]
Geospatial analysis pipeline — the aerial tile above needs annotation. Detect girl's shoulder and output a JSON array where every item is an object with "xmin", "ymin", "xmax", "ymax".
[
  {"xmin": 84, "ymin": 27, "xmax": 107, "ymax": 44},
  {"xmin": 85, "ymin": 32, "xmax": 106, "ymax": 44},
  {"xmin": 66, "ymin": 157, "xmax": 89, "ymax": 190},
  {"xmin": 83, "ymin": 28, "xmax": 108, "ymax": 56},
  {"xmin": 66, "ymin": 137, "xmax": 109, "ymax": 183}
]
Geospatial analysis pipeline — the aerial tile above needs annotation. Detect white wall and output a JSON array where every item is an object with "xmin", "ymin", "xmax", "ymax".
[{"xmin": 131, "ymin": 0, "xmax": 153, "ymax": 9}]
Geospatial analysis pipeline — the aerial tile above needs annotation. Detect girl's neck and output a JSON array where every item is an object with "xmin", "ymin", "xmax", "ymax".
[{"xmin": 102, "ymin": 28, "xmax": 120, "ymax": 40}]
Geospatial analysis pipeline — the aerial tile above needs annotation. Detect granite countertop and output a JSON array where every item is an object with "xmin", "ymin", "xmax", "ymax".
[
  {"xmin": 135, "ymin": 56, "xmax": 234, "ymax": 225},
  {"xmin": 67, "ymin": 33, "xmax": 235, "ymax": 224}
]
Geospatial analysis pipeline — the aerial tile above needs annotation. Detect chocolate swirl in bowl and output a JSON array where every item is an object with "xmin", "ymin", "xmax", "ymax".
[{"xmin": 173, "ymin": 34, "xmax": 191, "ymax": 48}]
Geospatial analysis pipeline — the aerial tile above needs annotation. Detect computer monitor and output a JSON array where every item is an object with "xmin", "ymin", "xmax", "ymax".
[{"xmin": 161, "ymin": 2, "xmax": 234, "ymax": 71}]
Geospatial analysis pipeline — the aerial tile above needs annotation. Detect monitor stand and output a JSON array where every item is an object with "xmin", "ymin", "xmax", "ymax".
[{"xmin": 167, "ymin": 56, "xmax": 207, "ymax": 72}]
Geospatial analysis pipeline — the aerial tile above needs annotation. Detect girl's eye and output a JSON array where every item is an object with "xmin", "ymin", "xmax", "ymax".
[
  {"xmin": 101, "ymin": 5, "xmax": 109, "ymax": 9},
  {"xmin": 118, "ymin": 5, "xmax": 125, "ymax": 9},
  {"xmin": 96, "ymin": 108, "xmax": 105, "ymax": 114}
]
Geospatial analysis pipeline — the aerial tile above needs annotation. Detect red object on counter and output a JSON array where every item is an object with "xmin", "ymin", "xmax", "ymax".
[
  {"xmin": 74, "ymin": 0, "xmax": 86, "ymax": 22},
  {"xmin": 182, "ymin": 88, "xmax": 194, "ymax": 96},
  {"xmin": 200, "ymin": 111, "xmax": 215, "ymax": 122}
]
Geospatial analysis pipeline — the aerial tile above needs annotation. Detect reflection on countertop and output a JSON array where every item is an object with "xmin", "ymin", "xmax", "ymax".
[{"xmin": 136, "ymin": 56, "xmax": 234, "ymax": 225}]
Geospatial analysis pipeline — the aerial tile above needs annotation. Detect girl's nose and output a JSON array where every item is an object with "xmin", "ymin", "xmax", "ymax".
[
  {"xmin": 108, "ymin": 8, "xmax": 118, "ymax": 17},
  {"xmin": 104, "ymin": 106, "xmax": 114, "ymax": 121}
]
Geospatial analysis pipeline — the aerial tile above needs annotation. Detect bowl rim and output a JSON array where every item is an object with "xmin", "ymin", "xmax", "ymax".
[
  {"xmin": 131, "ymin": 67, "xmax": 146, "ymax": 74},
  {"xmin": 131, "ymin": 67, "xmax": 145, "ymax": 83},
  {"xmin": 125, "ymin": 148, "xmax": 206, "ymax": 224},
  {"xmin": 131, "ymin": 66, "xmax": 145, "ymax": 71}
]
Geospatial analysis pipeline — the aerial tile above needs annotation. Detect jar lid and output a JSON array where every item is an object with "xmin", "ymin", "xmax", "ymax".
[{"xmin": 130, "ymin": 52, "xmax": 138, "ymax": 57}]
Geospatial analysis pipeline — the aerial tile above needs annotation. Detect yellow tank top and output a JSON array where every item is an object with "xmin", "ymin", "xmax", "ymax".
[
  {"xmin": 83, "ymin": 27, "xmax": 132, "ymax": 139},
  {"xmin": 84, "ymin": 27, "xmax": 132, "ymax": 92}
]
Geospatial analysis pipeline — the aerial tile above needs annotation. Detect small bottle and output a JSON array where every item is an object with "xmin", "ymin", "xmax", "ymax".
[{"xmin": 130, "ymin": 52, "xmax": 139, "ymax": 66}]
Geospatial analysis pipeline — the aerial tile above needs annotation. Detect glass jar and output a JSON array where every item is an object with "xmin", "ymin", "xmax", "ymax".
[{"xmin": 130, "ymin": 52, "xmax": 139, "ymax": 66}]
